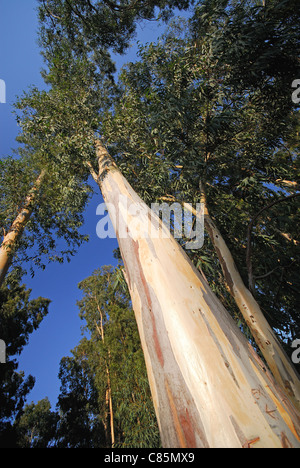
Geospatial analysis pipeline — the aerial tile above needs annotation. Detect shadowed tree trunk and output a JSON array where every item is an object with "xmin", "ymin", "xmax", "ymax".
[
  {"xmin": 88, "ymin": 139, "xmax": 300, "ymax": 448},
  {"xmin": 0, "ymin": 170, "xmax": 46, "ymax": 287}
]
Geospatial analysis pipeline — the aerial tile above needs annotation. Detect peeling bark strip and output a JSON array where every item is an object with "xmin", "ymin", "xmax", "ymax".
[
  {"xmin": 0, "ymin": 170, "xmax": 46, "ymax": 287},
  {"xmin": 93, "ymin": 140, "xmax": 300, "ymax": 448},
  {"xmin": 199, "ymin": 184, "xmax": 300, "ymax": 411}
]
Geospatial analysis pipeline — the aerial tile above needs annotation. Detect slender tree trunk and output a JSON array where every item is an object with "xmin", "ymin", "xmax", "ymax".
[
  {"xmin": 95, "ymin": 302, "xmax": 115, "ymax": 447},
  {"xmin": 89, "ymin": 140, "xmax": 300, "ymax": 448},
  {"xmin": 199, "ymin": 182, "xmax": 300, "ymax": 411},
  {"xmin": 106, "ymin": 365, "xmax": 115, "ymax": 447},
  {"xmin": 0, "ymin": 170, "xmax": 46, "ymax": 287},
  {"xmin": 103, "ymin": 388, "xmax": 110, "ymax": 446}
]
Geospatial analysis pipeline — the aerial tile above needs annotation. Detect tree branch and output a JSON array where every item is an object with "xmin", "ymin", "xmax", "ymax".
[
  {"xmin": 42, "ymin": 0, "xmax": 62, "ymax": 21},
  {"xmin": 246, "ymin": 193, "xmax": 300, "ymax": 292},
  {"xmin": 255, "ymin": 260, "xmax": 296, "ymax": 281},
  {"xmin": 84, "ymin": 160, "xmax": 99, "ymax": 183}
]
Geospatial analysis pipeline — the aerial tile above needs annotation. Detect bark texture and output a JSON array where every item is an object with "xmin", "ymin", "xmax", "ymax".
[{"xmin": 91, "ymin": 141, "xmax": 300, "ymax": 448}]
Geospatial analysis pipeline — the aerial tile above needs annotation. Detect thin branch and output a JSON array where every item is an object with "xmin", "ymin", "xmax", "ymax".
[
  {"xmin": 86, "ymin": 0, "xmax": 98, "ymax": 14},
  {"xmin": 42, "ymin": 0, "xmax": 62, "ymax": 20},
  {"xmin": 255, "ymin": 260, "xmax": 296, "ymax": 281},
  {"xmin": 254, "ymin": 266, "xmax": 280, "ymax": 281},
  {"xmin": 84, "ymin": 160, "xmax": 99, "ymax": 183},
  {"xmin": 246, "ymin": 193, "xmax": 300, "ymax": 292},
  {"xmin": 65, "ymin": 0, "xmax": 91, "ymax": 29}
]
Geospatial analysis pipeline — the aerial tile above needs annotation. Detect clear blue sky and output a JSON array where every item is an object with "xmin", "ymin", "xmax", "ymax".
[{"xmin": 0, "ymin": 0, "xmax": 168, "ymax": 408}]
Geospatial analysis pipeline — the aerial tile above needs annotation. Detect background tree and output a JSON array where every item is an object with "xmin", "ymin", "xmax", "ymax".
[
  {"xmin": 0, "ymin": 270, "xmax": 50, "ymax": 448},
  {"xmin": 0, "ymin": 145, "xmax": 91, "ymax": 287},
  {"xmin": 14, "ymin": 398, "xmax": 58, "ymax": 448},
  {"xmin": 1, "ymin": 266, "xmax": 160, "ymax": 448},
  {"xmin": 55, "ymin": 345, "xmax": 104, "ymax": 448},
  {"xmin": 76, "ymin": 266, "xmax": 160, "ymax": 448}
]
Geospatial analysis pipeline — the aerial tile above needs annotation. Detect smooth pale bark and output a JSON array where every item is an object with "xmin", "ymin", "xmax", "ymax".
[
  {"xmin": 0, "ymin": 170, "xmax": 46, "ymax": 287},
  {"xmin": 198, "ymin": 185, "xmax": 300, "ymax": 411},
  {"xmin": 107, "ymin": 370, "xmax": 115, "ymax": 447},
  {"xmin": 160, "ymin": 191, "xmax": 300, "ymax": 409},
  {"xmin": 90, "ymin": 140, "xmax": 300, "ymax": 448}
]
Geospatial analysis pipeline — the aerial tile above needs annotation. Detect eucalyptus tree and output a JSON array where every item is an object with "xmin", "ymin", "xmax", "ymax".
[
  {"xmin": 15, "ymin": 0, "xmax": 300, "ymax": 447},
  {"xmin": 0, "ymin": 144, "xmax": 91, "ymax": 287},
  {"xmin": 101, "ymin": 8, "xmax": 300, "ymax": 407},
  {"xmin": 0, "ymin": 41, "xmax": 107, "ymax": 287},
  {"xmin": 13, "ymin": 398, "xmax": 58, "ymax": 448},
  {"xmin": 87, "ymin": 138, "xmax": 300, "ymax": 448},
  {"xmin": 18, "ymin": 77, "xmax": 300, "ymax": 446},
  {"xmin": 76, "ymin": 266, "xmax": 160, "ymax": 448}
]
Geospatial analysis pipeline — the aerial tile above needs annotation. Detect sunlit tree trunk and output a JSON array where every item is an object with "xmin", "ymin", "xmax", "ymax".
[
  {"xmin": 161, "ymin": 187, "xmax": 300, "ymax": 410},
  {"xmin": 199, "ymin": 182, "xmax": 300, "ymax": 411},
  {"xmin": 89, "ymin": 140, "xmax": 300, "ymax": 448},
  {"xmin": 0, "ymin": 170, "xmax": 46, "ymax": 287},
  {"xmin": 107, "ymin": 367, "xmax": 115, "ymax": 447},
  {"xmin": 94, "ymin": 300, "xmax": 115, "ymax": 447}
]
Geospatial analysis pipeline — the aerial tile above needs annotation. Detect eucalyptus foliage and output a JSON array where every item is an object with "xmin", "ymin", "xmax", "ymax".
[
  {"xmin": 38, "ymin": 0, "xmax": 193, "ymax": 57},
  {"xmin": 102, "ymin": 4, "xmax": 300, "ymax": 352}
]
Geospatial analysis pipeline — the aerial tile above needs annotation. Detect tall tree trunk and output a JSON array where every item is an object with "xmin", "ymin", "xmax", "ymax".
[
  {"xmin": 199, "ymin": 182, "xmax": 300, "ymax": 411},
  {"xmin": 0, "ymin": 170, "xmax": 46, "ymax": 287},
  {"xmin": 89, "ymin": 140, "xmax": 300, "ymax": 448},
  {"xmin": 160, "ymin": 189, "xmax": 300, "ymax": 409},
  {"xmin": 95, "ymin": 302, "xmax": 115, "ymax": 447},
  {"xmin": 107, "ymin": 366, "xmax": 115, "ymax": 447}
]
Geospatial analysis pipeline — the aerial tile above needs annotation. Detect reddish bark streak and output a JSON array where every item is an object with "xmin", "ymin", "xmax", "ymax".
[
  {"xmin": 132, "ymin": 239, "xmax": 164, "ymax": 368},
  {"xmin": 179, "ymin": 408, "xmax": 197, "ymax": 448},
  {"xmin": 281, "ymin": 432, "xmax": 294, "ymax": 448}
]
